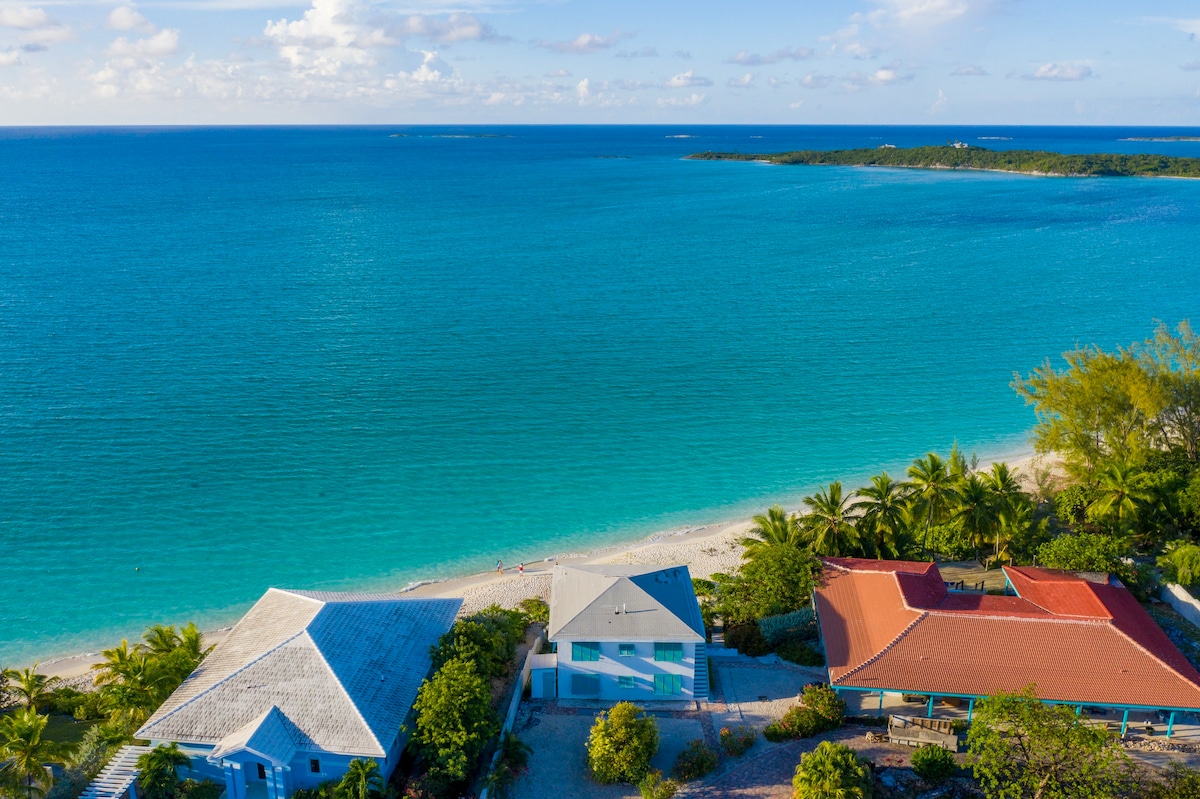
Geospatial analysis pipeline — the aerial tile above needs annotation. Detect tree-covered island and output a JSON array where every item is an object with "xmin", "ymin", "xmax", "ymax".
[{"xmin": 687, "ymin": 144, "xmax": 1200, "ymax": 178}]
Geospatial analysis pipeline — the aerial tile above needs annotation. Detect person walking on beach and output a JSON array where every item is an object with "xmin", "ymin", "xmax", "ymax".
[
  {"xmin": 518, "ymin": 562, "xmax": 524, "ymax": 576},
  {"xmin": 496, "ymin": 559, "xmax": 503, "ymax": 574}
]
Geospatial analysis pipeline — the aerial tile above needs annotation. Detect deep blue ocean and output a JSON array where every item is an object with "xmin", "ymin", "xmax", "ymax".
[{"xmin": 2, "ymin": 125, "xmax": 1200, "ymax": 664}]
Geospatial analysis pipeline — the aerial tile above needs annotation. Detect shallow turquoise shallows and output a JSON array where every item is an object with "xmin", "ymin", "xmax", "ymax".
[{"xmin": 2, "ymin": 125, "xmax": 1200, "ymax": 664}]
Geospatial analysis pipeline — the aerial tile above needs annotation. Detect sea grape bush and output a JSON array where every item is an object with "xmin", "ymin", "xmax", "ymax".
[{"xmin": 671, "ymin": 739, "xmax": 718, "ymax": 781}]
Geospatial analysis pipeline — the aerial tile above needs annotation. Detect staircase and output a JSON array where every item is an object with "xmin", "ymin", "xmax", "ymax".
[{"xmin": 694, "ymin": 641, "xmax": 709, "ymax": 701}]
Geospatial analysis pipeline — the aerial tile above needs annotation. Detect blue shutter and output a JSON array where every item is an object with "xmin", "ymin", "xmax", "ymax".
[
  {"xmin": 654, "ymin": 643, "xmax": 683, "ymax": 662},
  {"xmin": 572, "ymin": 642, "xmax": 600, "ymax": 661}
]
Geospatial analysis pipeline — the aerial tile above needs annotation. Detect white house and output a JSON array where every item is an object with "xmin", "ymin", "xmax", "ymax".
[
  {"xmin": 136, "ymin": 588, "xmax": 460, "ymax": 799},
  {"xmin": 538, "ymin": 564, "xmax": 707, "ymax": 702}
]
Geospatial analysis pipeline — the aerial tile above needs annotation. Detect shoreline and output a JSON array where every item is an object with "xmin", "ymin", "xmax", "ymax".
[{"xmin": 33, "ymin": 447, "xmax": 1042, "ymax": 684}]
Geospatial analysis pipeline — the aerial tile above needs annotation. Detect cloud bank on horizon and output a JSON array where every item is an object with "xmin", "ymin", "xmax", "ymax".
[{"xmin": 0, "ymin": 0, "xmax": 1198, "ymax": 124}]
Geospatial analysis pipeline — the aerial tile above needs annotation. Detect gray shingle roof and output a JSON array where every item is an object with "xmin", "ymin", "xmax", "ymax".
[
  {"xmin": 136, "ymin": 589, "xmax": 461, "ymax": 758},
  {"xmin": 548, "ymin": 565, "xmax": 704, "ymax": 642}
]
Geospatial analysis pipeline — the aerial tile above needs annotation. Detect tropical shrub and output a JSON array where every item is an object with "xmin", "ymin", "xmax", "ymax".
[
  {"xmin": 136, "ymin": 743, "xmax": 191, "ymax": 799},
  {"xmin": 176, "ymin": 780, "xmax": 223, "ymax": 799},
  {"xmin": 791, "ymin": 741, "xmax": 873, "ymax": 799},
  {"xmin": 1036, "ymin": 533, "xmax": 1127, "ymax": 573},
  {"xmin": 291, "ymin": 782, "xmax": 337, "ymax": 799},
  {"xmin": 775, "ymin": 640, "xmax": 824, "ymax": 667},
  {"xmin": 482, "ymin": 733, "xmax": 532, "ymax": 799},
  {"xmin": 928, "ymin": 523, "xmax": 974, "ymax": 561},
  {"xmin": 758, "ymin": 608, "xmax": 817, "ymax": 647},
  {"xmin": 711, "ymin": 547, "xmax": 820, "ymax": 624},
  {"xmin": 411, "ymin": 657, "xmax": 498, "ymax": 784},
  {"xmin": 799, "ymin": 684, "xmax": 845, "ymax": 730},
  {"xmin": 0, "ymin": 707, "xmax": 66, "ymax": 799},
  {"xmin": 1146, "ymin": 763, "xmax": 1200, "ymax": 799},
  {"xmin": 724, "ymin": 624, "xmax": 770, "ymax": 657},
  {"xmin": 429, "ymin": 605, "xmax": 524, "ymax": 682},
  {"xmin": 1159, "ymin": 543, "xmax": 1200, "ymax": 587},
  {"xmin": 516, "ymin": 598, "xmax": 549, "ymax": 626},
  {"xmin": 718, "ymin": 726, "xmax": 756, "ymax": 758},
  {"xmin": 910, "ymin": 744, "xmax": 956, "ymax": 783},
  {"xmin": 691, "ymin": 578, "xmax": 716, "ymax": 598},
  {"xmin": 586, "ymin": 702, "xmax": 659, "ymax": 784},
  {"xmin": 765, "ymin": 707, "xmax": 821, "ymax": 742},
  {"xmin": 671, "ymin": 739, "xmax": 717, "ymax": 782},
  {"xmin": 45, "ymin": 725, "xmax": 117, "ymax": 799},
  {"xmin": 1054, "ymin": 485, "xmax": 1094, "ymax": 527},
  {"xmin": 638, "ymin": 770, "xmax": 678, "ymax": 799},
  {"xmin": 335, "ymin": 759, "xmax": 382, "ymax": 799}
]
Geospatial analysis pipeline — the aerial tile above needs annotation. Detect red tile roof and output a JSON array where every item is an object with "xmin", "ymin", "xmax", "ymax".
[{"xmin": 815, "ymin": 558, "xmax": 1200, "ymax": 710}]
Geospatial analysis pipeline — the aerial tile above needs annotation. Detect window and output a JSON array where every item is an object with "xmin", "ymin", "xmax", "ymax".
[
  {"xmin": 618, "ymin": 675, "xmax": 635, "ymax": 689},
  {"xmin": 618, "ymin": 644, "xmax": 635, "ymax": 657},
  {"xmin": 571, "ymin": 674, "xmax": 600, "ymax": 696},
  {"xmin": 309, "ymin": 760, "xmax": 320, "ymax": 774},
  {"xmin": 654, "ymin": 674, "xmax": 683, "ymax": 696},
  {"xmin": 257, "ymin": 764, "xmax": 267, "ymax": 780},
  {"xmin": 572, "ymin": 642, "xmax": 600, "ymax": 662},
  {"xmin": 653, "ymin": 643, "xmax": 683, "ymax": 662}
]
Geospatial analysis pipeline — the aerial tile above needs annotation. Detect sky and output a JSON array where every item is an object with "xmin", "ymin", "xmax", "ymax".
[{"xmin": 1, "ymin": 0, "xmax": 1200, "ymax": 125}]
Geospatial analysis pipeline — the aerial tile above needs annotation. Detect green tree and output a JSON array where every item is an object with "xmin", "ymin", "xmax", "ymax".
[
  {"xmin": 800, "ymin": 483, "xmax": 861, "ymax": 557},
  {"xmin": 136, "ymin": 744, "xmax": 191, "ymax": 799},
  {"xmin": 712, "ymin": 546, "xmax": 820, "ymax": 624},
  {"xmin": 1134, "ymin": 321, "xmax": 1200, "ymax": 463},
  {"xmin": 910, "ymin": 745, "xmax": 956, "ymax": 784},
  {"xmin": 968, "ymin": 687, "xmax": 1135, "ymax": 799},
  {"xmin": 1087, "ymin": 461, "xmax": 1155, "ymax": 536},
  {"xmin": 906, "ymin": 453, "xmax": 956, "ymax": 553},
  {"xmin": 411, "ymin": 657, "xmax": 498, "ymax": 784},
  {"xmin": 952, "ymin": 474, "xmax": 1002, "ymax": 560},
  {"xmin": 791, "ymin": 741, "xmax": 873, "ymax": 799},
  {"xmin": 586, "ymin": 702, "xmax": 659, "ymax": 785},
  {"xmin": 2, "ymin": 669, "xmax": 61, "ymax": 713},
  {"xmin": 1036, "ymin": 533, "xmax": 1127, "ymax": 573},
  {"xmin": 852, "ymin": 473, "xmax": 908, "ymax": 559},
  {"xmin": 741, "ymin": 505, "xmax": 801, "ymax": 553},
  {"xmin": 1013, "ymin": 346, "xmax": 1163, "ymax": 480},
  {"xmin": 1158, "ymin": 542, "xmax": 1200, "ymax": 586},
  {"xmin": 0, "ymin": 707, "xmax": 66, "ymax": 799},
  {"xmin": 335, "ymin": 759, "xmax": 381, "ymax": 799}
]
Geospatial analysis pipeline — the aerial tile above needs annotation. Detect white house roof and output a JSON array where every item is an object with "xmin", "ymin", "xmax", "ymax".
[
  {"xmin": 548, "ymin": 565, "xmax": 704, "ymax": 642},
  {"xmin": 208, "ymin": 707, "xmax": 296, "ymax": 767},
  {"xmin": 137, "ymin": 588, "xmax": 461, "ymax": 758}
]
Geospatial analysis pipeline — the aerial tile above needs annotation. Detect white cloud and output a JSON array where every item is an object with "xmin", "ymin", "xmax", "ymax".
[
  {"xmin": 929, "ymin": 88, "xmax": 947, "ymax": 113},
  {"xmin": 727, "ymin": 73, "xmax": 754, "ymax": 88},
  {"xmin": 1023, "ymin": 62, "xmax": 1093, "ymax": 81},
  {"xmin": 543, "ymin": 67, "xmax": 570, "ymax": 78},
  {"xmin": 789, "ymin": 100, "xmax": 803, "ymax": 109},
  {"xmin": 107, "ymin": 7, "xmax": 156, "ymax": 34},
  {"xmin": 800, "ymin": 73, "xmax": 833, "ymax": 89},
  {"xmin": 820, "ymin": 24, "xmax": 883, "ymax": 60},
  {"xmin": 725, "ymin": 46, "xmax": 812, "ymax": 66},
  {"xmin": 657, "ymin": 92, "xmax": 704, "ymax": 107},
  {"xmin": 400, "ymin": 13, "xmax": 502, "ymax": 44},
  {"xmin": 576, "ymin": 77, "xmax": 589, "ymax": 100},
  {"xmin": 538, "ymin": 30, "xmax": 630, "ymax": 54},
  {"xmin": 265, "ymin": 0, "xmax": 397, "ymax": 75},
  {"xmin": 615, "ymin": 46, "xmax": 657, "ymax": 58},
  {"xmin": 0, "ymin": 6, "xmax": 49, "ymax": 29},
  {"xmin": 0, "ymin": 49, "xmax": 20, "ymax": 67},
  {"xmin": 665, "ymin": 69, "xmax": 711, "ymax": 88},
  {"xmin": 18, "ymin": 25, "xmax": 74, "ymax": 47},
  {"xmin": 843, "ymin": 62, "xmax": 912, "ymax": 90},
  {"xmin": 873, "ymin": 0, "xmax": 973, "ymax": 26},
  {"xmin": 951, "ymin": 64, "xmax": 986, "ymax": 76},
  {"xmin": 106, "ymin": 29, "xmax": 180, "ymax": 59},
  {"xmin": 1169, "ymin": 18, "xmax": 1200, "ymax": 39}
]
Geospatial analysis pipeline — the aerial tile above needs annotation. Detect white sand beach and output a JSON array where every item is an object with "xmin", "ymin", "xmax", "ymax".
[{"xmin": 37, "ymin": 450, "xmax": 1047, "ymax": 686}]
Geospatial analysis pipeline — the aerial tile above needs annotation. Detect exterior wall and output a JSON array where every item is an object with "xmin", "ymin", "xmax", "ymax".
[
  {"xmin": 169, "ymin": 742, "xmax": 401, "ymax": 798},
  {"xmin": 554, "ymin": 640, "xmax": 697, "ymax": 701}
]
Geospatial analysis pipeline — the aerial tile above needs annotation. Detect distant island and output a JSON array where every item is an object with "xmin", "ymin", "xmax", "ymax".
[
  {"xmin": 1119, "ymin": 136, "xmax": 1200, "ymax": 142},
  {"xmin": 687, "ymin": 145, "xmax": 1200, "ymax": 178}
]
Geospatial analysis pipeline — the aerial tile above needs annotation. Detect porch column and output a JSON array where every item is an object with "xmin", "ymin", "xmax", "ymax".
[
  {"xmin": 1167, "ymin": 712, "xmax": 1176, "ymax": 740},
  {"xmin": 927, "ymin": 696, "xmax": 934, "ymax": 718},
  {"xmin": 224, "ymin": 764, "xmax": 242, "ymax": 799},
  {"xmin": 1121, "ymin": 710, "xmax": 1129, "ymax": 736},
  {"xmin": 878, "ymin": 692, "xmax": 884, "ymax": 716},
  {"xmin": 1075, "ymin": 706, "xmax": 1082, "ymax": 716},
  {"xmin": 967, "ymin": 698, "xmax": 974, "ymax": 723}
]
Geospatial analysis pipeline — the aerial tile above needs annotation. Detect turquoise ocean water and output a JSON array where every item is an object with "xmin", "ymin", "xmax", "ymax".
[{"xmin": 2, "ymin": 125, "xmax": 1200, "ymax": 664}]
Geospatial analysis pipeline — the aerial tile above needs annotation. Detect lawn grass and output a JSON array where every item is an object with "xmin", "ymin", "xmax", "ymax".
[{"xmin": 1, "ymin": 708, "xmax": 100, "ymax": 750}]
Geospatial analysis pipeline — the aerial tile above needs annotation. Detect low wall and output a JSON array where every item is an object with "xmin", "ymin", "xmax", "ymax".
[
  {"xmin": 1163, "ymin": 583, "xmax": 1200, "ymax": 628},
  {"xmin": 479, "ymin": 631, "xmax": 545, "ymax": 799}
]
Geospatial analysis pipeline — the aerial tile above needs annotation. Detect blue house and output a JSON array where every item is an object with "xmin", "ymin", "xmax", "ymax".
[{"xmin": 136, "ymin": 589, "xmax": 460, "ymax": 799}]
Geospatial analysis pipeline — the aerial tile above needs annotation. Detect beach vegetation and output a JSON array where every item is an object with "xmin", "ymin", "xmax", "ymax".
[
  {"xmin": 906, "ymin": 453, "xmax": 957, "ymax": 554},
  {"xmin": 968, "ymin": 686, "xmax": 1137, "ymax": 799},
  {"xmin": 0, "ymin": 707, "xmax": 66, "ymax": 799},
  {"xmin": 757, "ymin": 608, "xmax": 816, "ymax": 647},
  {"xmin": 429, "ymin": 604, "xmax": 525, "ymax": 682},
  {"xmin": 1035, "ymin": 532, "xmax": 1126, "ymax": 573},
  {"xmin": 791, "ymin": 741, "xmax": 873, "ymax": 799},
  {"xmin": 411, "ymin": 657, "xmax": 498, "ymax": 786},
  {"xmin": 852, "ymin": 472, "xmax": 908, "ymax": 559},
  {"xmin": 2, "ymin": 669, "xmax": 61, "ymax": 714},
  {"xmin": 135, "ymin": 743, "xmax": 190, "ymax": 799},
  {"xmin": 586, "ymin": 702, "xmax": 659, "ymax": 785},
  {"xmin": 1159, "ymin": 541, "xmax": 1200, "ymax": 586},
  {"xmin": 799, "ymin": 482, "xmax": 861, "ymax": 557},
  {"xmin": 712, "ymin": 546, "xmax": 820, "ymax": 625},
  {"xmin": 740, "ymin": 505, "xmax": 802, "ymax": 553},
  {"xmin": 516, "ymin": 597, "xmax": 548, "ymax": 626}
]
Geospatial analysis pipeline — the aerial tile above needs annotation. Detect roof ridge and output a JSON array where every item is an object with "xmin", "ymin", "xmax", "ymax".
[
  {"xmin": 138, "ymin": 627, "xmax": 309, "ymax": 737},
  {"xmin": 268, "ymin": 588, "xmax": 328, "ymax": 605},
  {"xmin": 834, "ymin": 610, "xmax": 929, "ymax": 684},
  {"xmin": 302, "ymin": 627, "xmax": 385, "ymax": 757},
  {"xmin": 1103, "ymin": 616, "xmax": 1200, "ymax": 697}
]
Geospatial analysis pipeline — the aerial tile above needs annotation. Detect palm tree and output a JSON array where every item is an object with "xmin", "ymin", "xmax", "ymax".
[
  {"xmin": 1089, "ymin": 460, "xmax": 1152, "ymax": 534},
  {"xmin": 94, "ymin": 647, "xmax": 166, "ymax": 728},
  {"xmin": 1, "ymin": 668, "xmax": 60, "ymax": 713},
  {"xmin": 176, "ymin": 623, "xmax": 214, "ymax": 665},
  {"xmin": 141, "ymin": 626, "xmax": 182, "ymax": 658},
  {"xmin": 800, "ymin": 482, "xmax": 861, "ymax": 557},
  {"xmin": 951, "ymin": 475, "xmax": 1001, "ymax": 561},
  {"xmin": 852, "ymin": 473, "xmax": 908, "ymax": 559},
  {"xmin": 996, "ymin": 495, "xmax": 1037, "ymax": 564},
  {"xmin": 791, "ymin": 740, "xmax": 872, "ymax": 799},
  {"xmin": 906, "ymin": 453, "xmax": 956, "ymax": 554},
  {"xmin": 740, "ymin": 505, "xmax": 801, "ymax": 554},
  {"xmin": 337, "ymin": 759, "xmax": 382, "ymax": 799},
  {"xmin": 136, "ymin": 743, "xmax": 191, "ymax": 799},
  {"xmin": 0, "ymin": 707, "xmax": 65, "ymax": 799},
  {"xmin": 93, "ymin": 640, "xmax": 140, "ymax": 687}
]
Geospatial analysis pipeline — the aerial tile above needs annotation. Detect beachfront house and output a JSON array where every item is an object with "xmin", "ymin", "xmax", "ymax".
[
  {"xmin": 814, "ymin": 558, "xmax": 1200, "ymax": 737},
  {"xmin": 537, "ymin": 564, "xmax": 707, "ymax": 702},
  {"xmin": 135, "ymin": 589, "xmax": 461, "ymax": 799}
]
